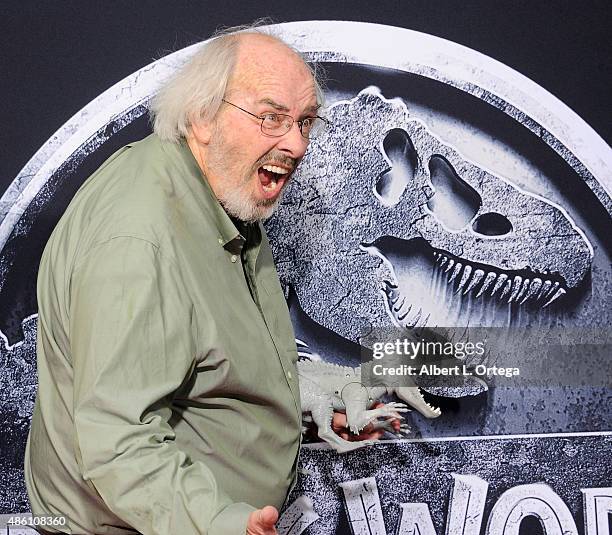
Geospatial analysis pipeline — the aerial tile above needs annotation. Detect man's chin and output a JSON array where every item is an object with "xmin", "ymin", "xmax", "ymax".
[
  {"xmin": 250, "ymin": 185, "xmax": 287, "ymax": 221},
  {"xmin": 252, "ymin": 198, "xmax": 280, "ymax": 222},
  {"xmin": 220, "ymin": 194, "xmax": 281, "ymax": 224}
]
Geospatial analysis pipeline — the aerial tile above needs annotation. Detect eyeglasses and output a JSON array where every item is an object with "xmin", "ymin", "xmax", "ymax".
[{"xmin": 221, "ymin": 99, "xmax": 329, "ymax": 139}]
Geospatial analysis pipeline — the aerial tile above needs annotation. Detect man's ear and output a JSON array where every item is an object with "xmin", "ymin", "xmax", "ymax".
[{"xmin": 189, "ymin": 115, "xmax": 214, "ymax": 145}]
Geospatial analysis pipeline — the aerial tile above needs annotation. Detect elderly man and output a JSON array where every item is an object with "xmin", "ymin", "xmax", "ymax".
[{"xmin": 25, "ymin": 27, "xmax": 333, "ymax": 535}]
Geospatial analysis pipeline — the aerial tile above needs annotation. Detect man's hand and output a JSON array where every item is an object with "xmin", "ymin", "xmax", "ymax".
[
  {"xmin": 331, "ymin": 402, "xmax": 403, "ymax": 441},
  {"xmin": 247, "ymin": 505, "xmax": 278, "ymax": 534}
]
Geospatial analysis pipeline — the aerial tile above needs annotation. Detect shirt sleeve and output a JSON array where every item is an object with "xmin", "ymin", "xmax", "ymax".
[{"xmin": 69, "ymin": 236, "xmax": 255, "ymax": 534}]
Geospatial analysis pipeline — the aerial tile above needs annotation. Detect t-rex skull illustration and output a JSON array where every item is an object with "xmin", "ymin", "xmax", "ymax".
[{"xmin": 265, "ymin": 88, "xmax": 593, "ymax": 345}]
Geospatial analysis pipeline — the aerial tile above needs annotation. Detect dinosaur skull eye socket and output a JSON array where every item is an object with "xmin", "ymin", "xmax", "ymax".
[
  {"xmin": 472, "ymin": 212, "xmax": 513, "ymax": 236},
  {"xmin": 427, "ymin": 154, "xmax": 482, "ymax": 230}
]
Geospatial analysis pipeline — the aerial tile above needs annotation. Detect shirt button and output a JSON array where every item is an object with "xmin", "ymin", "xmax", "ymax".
[
  {"xmin": 287, "ymin": 371, "xmax": 293, "ymax": 380},
  {"xmin": 230, "ymin": 255, "xmax": 238, "ymax": 263},
  {"xmin": 218, "ymin": 237, "xmax": 224, "ymax": 244}
]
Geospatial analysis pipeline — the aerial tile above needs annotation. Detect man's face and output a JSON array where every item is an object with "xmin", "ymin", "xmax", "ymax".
[{"xmin": 193, "ymin": 36, "xmax": 319, "ymax": 222}]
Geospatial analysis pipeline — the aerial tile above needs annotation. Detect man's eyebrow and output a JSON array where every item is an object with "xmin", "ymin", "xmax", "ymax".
[
  {"xmin": 258, "ymin": 98, "xmax": 290, "ymax": 112},
  {"xmin": 305, "ymin": 104, "xmax": 321, "ymax": 115},
  {"xmin": 258, "ymin": 98, "xmax": 321, "ymax": 115}
]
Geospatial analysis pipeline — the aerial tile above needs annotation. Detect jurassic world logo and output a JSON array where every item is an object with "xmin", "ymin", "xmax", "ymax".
[{"xmin": 279, "ymin": 473, "xmax": 611, "ymax": 535}]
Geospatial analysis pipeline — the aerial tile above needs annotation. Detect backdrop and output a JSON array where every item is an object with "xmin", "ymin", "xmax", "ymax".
[{"xmin": 1, "ymin": 2, "xmax": 610, "ymax": 534}]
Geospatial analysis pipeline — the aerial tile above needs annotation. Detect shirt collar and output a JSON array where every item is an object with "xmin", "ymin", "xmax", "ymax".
[
  {"xmin": 173, "ymin": 138, "xmax": 242, "ymax": 247},
  {"xmin": 171, "ymin": 137, "xmax": 262, "ymax": 251}
]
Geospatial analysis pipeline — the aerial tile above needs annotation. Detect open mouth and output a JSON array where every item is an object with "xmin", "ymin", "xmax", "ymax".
[
  {"xmin": 258, "ymin": 164, "xmax": 290, "ymax": 199},
  {"xmin": 368, "ymin": 238, "xmax": 569, "ymax": 329}
]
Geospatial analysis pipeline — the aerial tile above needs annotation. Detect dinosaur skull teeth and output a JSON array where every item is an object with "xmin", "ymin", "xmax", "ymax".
[
  {"xmin": 383, "ymin": 281, "xmax": 401, "ymax": 305},
  {"xmin": 454, "ymin": 264, "xmax": 472, "ymax": 294},
  {"xmin": 490, "ymin": 273, "xmax": 508, "ymax": 297},
  {"xmin": 396, "ymin": 301, "xmax": 413, "ymax": 322},
  {"xmin": 508, "ymin": 276, "xmax": 524, "ymax": 303},
  {"xmin": 448, "ymin": 262, "xmax": 463, "ymax": 285},
  {"xmin": 476, "ymin": 271, "xmax": 497, "ymax": 297},
  {"xmin": 383, "ymin": 251, "xmax": 569, "ymax": 335},
  {"xmin": 382, "ymin": 284, "xmax": 429, "ymax": 329},
  {"xmin": 543, "ymin": 287, "xmax": 566, "ymax": 307},
  {"xmin": 393, "ymin": 296, "xmax": 406, "ymax": 313},
  {"xmin": 396, "ymin": 306, "xmax": 424, "ymax": 328},
  {"xmin": 463, "ymin": 268, "xmax": 484, "ymax": 295},
  {"xmin": 433, "ymin": 251, "xmax": 567, "ymax": 308},
  {"xmin": 521, "ymin": 278, "xmax": 542, "ymax": 304},
  {"xmin": 537, "ymin": 280, "xmax": 553, "ymax": 300}
]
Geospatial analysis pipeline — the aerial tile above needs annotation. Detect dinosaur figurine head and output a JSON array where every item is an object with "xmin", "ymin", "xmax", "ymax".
[{"xmin": 266, "ymin": 88, "xmax": 592, "ymax": 345}]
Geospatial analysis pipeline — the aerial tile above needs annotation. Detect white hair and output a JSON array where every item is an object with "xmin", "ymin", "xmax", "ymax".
[{"xmin": 150, "ymin": 22, "xmax": 325, "ymax": 142}]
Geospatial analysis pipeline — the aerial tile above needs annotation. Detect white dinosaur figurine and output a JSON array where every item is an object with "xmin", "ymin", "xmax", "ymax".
[{"xmin": 298, "ymin": 359, "xmax": 441, "ymax": 453}]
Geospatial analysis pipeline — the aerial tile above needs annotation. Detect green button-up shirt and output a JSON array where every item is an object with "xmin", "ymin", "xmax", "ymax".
[{"xmin": 25, "ymin": 134, "xmax": 302, "ymax": 534}]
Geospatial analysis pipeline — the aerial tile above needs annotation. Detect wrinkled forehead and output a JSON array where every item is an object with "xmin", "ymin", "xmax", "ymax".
[{"xmin": 228, "ymin": 34, "xmax": 317, "ymax": 101}]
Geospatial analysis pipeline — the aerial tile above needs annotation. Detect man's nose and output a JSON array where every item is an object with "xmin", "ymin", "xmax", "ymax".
[{"xmin": 276, "ymin": 122, "xmax": 309, "ymax": 158}]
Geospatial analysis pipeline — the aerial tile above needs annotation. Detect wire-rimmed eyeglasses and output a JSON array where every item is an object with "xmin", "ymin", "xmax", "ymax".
[{"xmin": 221, "ymin": 99, "xmax": 329, "ymax": 139}]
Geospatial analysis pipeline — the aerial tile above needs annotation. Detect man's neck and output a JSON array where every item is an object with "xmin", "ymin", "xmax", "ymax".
[{"xmin": 185, "ymin": 135, "xmax": 223, "ymax": 201}]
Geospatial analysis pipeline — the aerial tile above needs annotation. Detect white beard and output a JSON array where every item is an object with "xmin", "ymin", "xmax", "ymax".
[{"xmin": 217, "ymin": 182, "xmax": 281, "ymax": 223}]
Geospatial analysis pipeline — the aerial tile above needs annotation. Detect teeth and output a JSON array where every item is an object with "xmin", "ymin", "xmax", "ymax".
[
  {"xmin": 521, "ymin": 278, "xmax": 542, "ymax": 304},
  {"xmin": 397, "ymin": 304, "xmax": 413, "ymax": 321},
  {"xmin": 389, "ymin": 291, "xmax": 400, "ymax": 305},
  {"xmin": 455, "ymin": 265, "xmax": 472, "ymax": 294},
  {"xmin": 448, "ymin": 262, "xmax": 463, "ymax": 284},
  {"xmin": 537, "ymin": 279, "xmax": 552, "ymax": 300},
  {"xmin": 396, "ymin": 295, "xmax": 412, "ymax": 320},
  {"xmin": 384, "ymin": 281, "xmax": 398, "ymax": 295},
  {"xmin": 398, "ymin": 307, "xmax": 422, "ymax": 328},
  {"xmin": 514, "ymin": 278, "xmax": 531, "ymax": 303},
  {"xmin": 384, "ymin": 282, "xmax": 400, "ymax": 303},
  {"xmin": 396, "ymin": 296, "xmax": 411, "ymax": 314},
  {"xmin": 262, "ymin": 164, "xmax": 288, "ymax": 175},
  {"xmin": 476, "ymin": 272, "xmax": 497, "ymax": 297},
  {"xmin": 386, "ymin": 253, "xmax": 568, "ymax": 329},
  {"xmin": 419, "ymin": 313, "xmax": 431, "ymax": 328},
  {"xmin": 499, "ymin": 279, "xmax": 513, "ymax": 300},
  {"xmin": 464, "ymin": 269, "xmax": 484, "ymax": 295},
  {"xmin": 544, "ymin": 281, "xmax": 560, "ymax": 300},
  {"xmin": 261, "ymin": 176, "xmax": 279, "ymax": 192},
  {"xmin": 407, "ymin": 308, "xmax": 422, "ymax": 328},
  {"xmin": 261, "ymin": 180, "xmax": 281, "ymax": 192},
  {"xmin": 508, "ymin": 276, "xmax": 524, "ymax": 303},
  {"xmin": 543, "ymin": 287, "xmax": 566, "ymax": 307},
  {"xmin": 491, "ymin": 273, "xmax": 508, "ymax": 296}
]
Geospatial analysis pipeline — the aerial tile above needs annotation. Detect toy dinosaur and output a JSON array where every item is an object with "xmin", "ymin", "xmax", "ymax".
[{"xmin": 298, "ymin": 359, "xmax": 441, "ymax": 453}]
